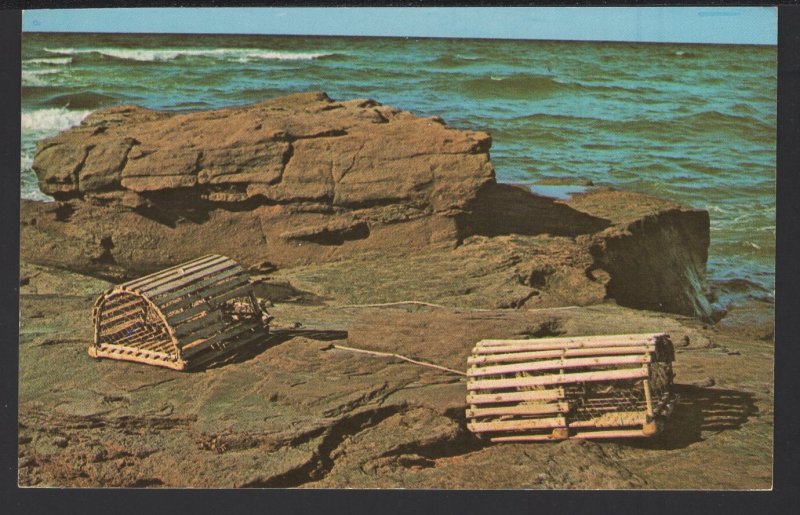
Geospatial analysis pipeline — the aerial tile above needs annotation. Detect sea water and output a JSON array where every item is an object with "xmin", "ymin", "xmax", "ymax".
[{"xmin": 20, "ymin": 33, "xmax": 776, "ymax": 308}]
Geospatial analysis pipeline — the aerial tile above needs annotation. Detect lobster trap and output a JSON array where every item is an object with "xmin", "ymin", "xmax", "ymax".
[
  {"xmin": 89, "ymin": 254, "xmax": 268, "ymax": 370},
  {"xmin": 466, "ymin": 333, "xmax": 675, "ymax": 441}
]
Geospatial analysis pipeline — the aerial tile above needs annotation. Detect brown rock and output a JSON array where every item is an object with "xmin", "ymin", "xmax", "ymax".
[
  {"xmin": 23, "ymin": 93, "xmax": 712, "ymax": 318},
  {"xmin": 32, "ymin": 91, "xmax": 495, "ymax": 214}
]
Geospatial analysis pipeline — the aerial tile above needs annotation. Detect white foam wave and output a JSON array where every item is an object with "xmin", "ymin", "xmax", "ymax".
[
  {"xmin": 22, "ymin": 69, "xmax": 63, "ymax": 86},
  {"xmin": 20, "ymin": 152, "xmax": 33, "ymax": 171},
  {"xmin": 20, "ymin": 151, "xmax": 54, "ymax": 201},
  {"xmin": 45, "ymin": 47, "xmax": 334, "ymax": 62},
  {"xmin": 24, "ymin": 57, "xmax": 72, "ymax": 65},
  {"xmin": 21, "ymin": 186, "xmax": 54, "ymax": 202},
  {"xmin": 21, "ymin": 108, "xmax": 91, "ymax": 134},
  {"xmin": 23, "ymin": 68, "xmax": 60, "ymax": 76}
]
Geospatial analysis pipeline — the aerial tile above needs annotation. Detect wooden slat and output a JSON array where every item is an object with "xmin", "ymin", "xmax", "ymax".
[
  {"xmin": 135, "ymin": 260, "xmax": 242, "ymax": 299},
  {"xmin": 174, "ymin": 311, "xmax": 225, "ymax": 338},
  {"xmin": 181, "ymin": 329, "xmax": 266, "ymax": 369},
  {"xmin": 473, "ymin": 339, "xmax": 658, "ymax": 355},
  {"xmin": 167, "ymin": 279, "xmax": 252, "ymax": 335},
  {"xmin": 100, "ymin": 301, "xmax": 147, "ymax": 323},
  {"xmin": 99, "ymin": 314, "xmax": 141, "ymax": 333},
  {"xmin": 99, "ymin": 303, "xmax": 146, "ymax": 328},
  {"xmin": 489, "ymin": 434, "xmax": 567, "ymax": 443},
  {"xmin": 204, "ymin": 284, "xmax": 253, "ymax": 308},
  {"xmin": 643, "ymin": 379, "xmax": 654, "ymax": 417},
  {"xmin": 571, "ymin": 429, "xmax": 647, "ymax": 439},
  {"xmin": 142, "ymin": 261, "xmax": 244, "ymax": 298},
  {"xmin": 117, "ymin": 328, "xmax": 160, "ymax": 346},
  {"xmin": 468, "ymin": 354, "xmax": 652, "ymax": 377},
  {"xmin": 477, "ymin": 333, "xmax": 664, "ymax": 347},
  {"xmin": 99, "ymin": 294, "xmax": 146, "ymax": 315},
  {"xmin": 161, "ymin": 273, "xmax": 249, "ymax": 314},
  {"xmin": 467, "ymin": 345, "xmax": 655, "ymax": 365},
  {"xmin": 89, "ymin": 345, "xmax": 186, "ymax": 371},
  {"xmin": 180, "ymin": 318, "xmax": 227, "ymax": 341},
  {"xmin": 467, "ymin": 366, "xmax": 649, "ymax": 391},
  {"xmin": 102, "ymin": 317, "xmax": 146, "ymax": 336},
  {"xmin": 180, "ymin": 321, "xmax": 263, "ymax": 359},
  {"xmin": 569, "ymin": 412, "xmax": 645, "ymax": 428},
  {"xmin": 168, "ymin": 281, "xmax": 252, "ymax": 322},
  {"xmin": 466, "ymin": 388, "xmax": 565, "ymax": 405},
  {"xmin": 137, "ymin": 337, "xmax": 175, "ymax": 352},
  {"xmin": 468, "ymin": 416, "xmax": 566, "ymax": 433},
  {"xmin": 467, "ymin": 401, "xmax": 570, "ymax": 419},
  {"xmin": 206, "ymin": 319, "xmax": 263, "ymax": 345},
  {"xmin": 120, "ymin": 325, "xmax": 170, "ymax": 347},
  {"xmin": 96, "ymin": 343, "xmax": 175, "ymax": 361},
  {"xmin": 150, "ymin": 266, "xmax": 244, "ymax": 305},
  {"xmin": 165, "ymin": 302, "xmax": 211, "ymax": 326},
  {"xmin": 123, "ymin": 254, "xmax": 228, "ymax": 291},
  {"xmin": 122, "ymin": 254, "xmax": 224, "ymax": 290}
]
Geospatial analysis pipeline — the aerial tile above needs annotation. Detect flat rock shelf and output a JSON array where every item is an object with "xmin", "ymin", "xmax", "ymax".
[{"xmin": 466, "ymin": 333, "xmax": 676, "ymax": 441}]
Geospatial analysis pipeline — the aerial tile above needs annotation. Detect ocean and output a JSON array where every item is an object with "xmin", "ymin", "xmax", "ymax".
[{"xmin": 20, "ymin": 32, "xmax": 776, "ymax": 309}]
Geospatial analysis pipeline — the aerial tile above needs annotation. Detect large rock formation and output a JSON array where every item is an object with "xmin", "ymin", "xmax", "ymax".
[
  {"xmin": 23, "ymin": 92, "xmax": 712, "ymax": 318},
  {"xmin": 32, "ymin": 91, "xmax": 493, "ymax": 214}
]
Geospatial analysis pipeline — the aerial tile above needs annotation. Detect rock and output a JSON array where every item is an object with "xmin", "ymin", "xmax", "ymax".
[
  {"xmin": 32, "ymin": 92, "xmax": 494, "ymax": 215},
  {"xmin": 568, "ymin": 189, "xmax": 713, "ymax": 319},
  {"xmin": 18, "ymin": 262, "xmax": 774, "ymax": 489},
  {"xmin": 691, "ymin": 377, "xmax": 716, "ymax": 388},
  {"xmin": 22, "ymin": 93, "xmax": 712, "ymax": 318}
]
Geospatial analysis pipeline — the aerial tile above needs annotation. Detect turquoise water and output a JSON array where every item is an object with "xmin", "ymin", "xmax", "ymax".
[{"xmin": 21, "ymin": 33, "xmax": 776, "ymax": 307}]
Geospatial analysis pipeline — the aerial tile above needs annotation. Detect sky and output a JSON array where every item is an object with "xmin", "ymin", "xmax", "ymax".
[{"xmin": 22, "ymin": 7, "xmax": 777, "ymax": 46}]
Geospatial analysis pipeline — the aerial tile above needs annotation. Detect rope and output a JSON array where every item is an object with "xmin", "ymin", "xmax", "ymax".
[
  {"xmin": 334, "ymin": 300, "xmax": 582, "ymax": 313},
  {"xmin": 331, "ymin": 344, "xmax": 467, "ymax": 377},
  {"xmin": 335, "ymin": 300, "xmax": 452, "ymax": 309}
]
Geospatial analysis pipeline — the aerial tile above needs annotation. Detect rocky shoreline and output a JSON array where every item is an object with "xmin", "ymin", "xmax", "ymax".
[{"xmin": 18, "ymin": 93, "xmax": 773, "ymax": 488}]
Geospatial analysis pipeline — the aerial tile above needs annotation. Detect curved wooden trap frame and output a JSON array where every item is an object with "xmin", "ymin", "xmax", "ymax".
[{"xmin": 90, "ymin": 254, "xmax": 267, "ymax": 370}]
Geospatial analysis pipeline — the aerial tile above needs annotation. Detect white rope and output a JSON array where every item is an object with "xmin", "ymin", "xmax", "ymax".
[
  {"xmin": 335, "ymin": 300, "xmax": 452, "ymax": 309},
  {"xmin": 335, "ymin": 300, "xmax": 582, "ymax": 313},
  {"xmin": 331, "ymin": 344, "xmax": 467, "ymax": 377}
]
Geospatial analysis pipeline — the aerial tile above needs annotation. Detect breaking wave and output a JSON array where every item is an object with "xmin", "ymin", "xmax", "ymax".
[
  {"xmin": 44, "ymin": 47, "xmax": 340, "ymax": 62},
  {"xmin": 21, "ymin": 108, "xmax": 91, "ymax": 134},
  {"xmin": 23, "ymin": 57, "xmax": 72, "ymax": 65},
  {"xmin": 21, "ymin": 69, "xmax": 62, "ymax": 86}
]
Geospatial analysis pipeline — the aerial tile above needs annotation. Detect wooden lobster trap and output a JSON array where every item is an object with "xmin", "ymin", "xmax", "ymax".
[
  {"xmin": 89, "ymin": 254, "xmax": 268, "ymax": 371},
  {"xmin": 466, "ymin": 333, "xmax": 675, "ymax": 442}
]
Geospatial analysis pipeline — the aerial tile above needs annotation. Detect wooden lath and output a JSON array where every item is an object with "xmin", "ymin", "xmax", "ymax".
[
  {"xmin": 465, "ymin": 332, "xmax": 675, "ymax": 442},
  {"xmin": 89, "ymin": 254, "xmax": 268, "ymax": 371}
]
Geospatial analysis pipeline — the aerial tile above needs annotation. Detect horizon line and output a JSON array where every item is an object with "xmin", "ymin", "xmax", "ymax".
[{"xmin": 22, "ymin": 30, "xmax": 778, "ymax": 47}]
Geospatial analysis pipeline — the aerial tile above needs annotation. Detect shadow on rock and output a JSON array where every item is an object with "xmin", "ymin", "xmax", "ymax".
[
  {"xmin": 456, "ymin": 183, "xmax": 611, "ymax": 238},
  {"xmin": 202, "ymin": 328, "xmax": 348, "ymax": 371},
  {"xmin": 251, "ymin": 280, "xmax": 328, "ymax": 306},
  {"xmin": 624, "ymin": 384, "xmax": 758, "ymax": 450}
]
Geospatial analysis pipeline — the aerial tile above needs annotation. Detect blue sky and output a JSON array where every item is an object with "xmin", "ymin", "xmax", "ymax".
[{"xmin": 22, "ymin": 7, "xmax": 777, "ymax": 45}]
